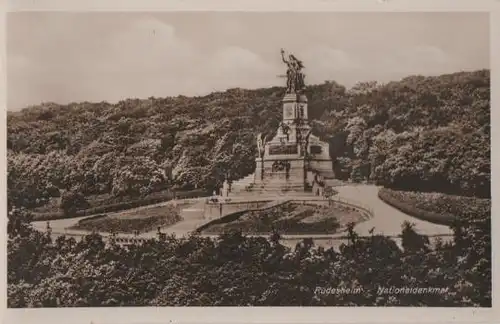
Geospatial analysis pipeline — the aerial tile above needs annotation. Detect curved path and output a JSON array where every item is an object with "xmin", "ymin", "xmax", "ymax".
[
  {"xmin": 31, "ymin": 197, "xmax": 205, "ymax": 236},
  {"xmin": 32, "ymin": 185, "xmax": 453, "ymax": 241},
  {"xmin": 334, "ymin": 184, "xmax": 453, "ymax": 237}
]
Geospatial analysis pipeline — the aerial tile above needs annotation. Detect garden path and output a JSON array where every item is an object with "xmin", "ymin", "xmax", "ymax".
[
  {"xmin": 32, "ymin": 185, "xmax": 453, "ymax": 240},
  {"xmin": 335, "ymin": 184, "xmax": 453, "ymax": 237}
]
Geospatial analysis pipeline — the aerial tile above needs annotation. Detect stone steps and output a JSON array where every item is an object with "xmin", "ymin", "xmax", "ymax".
[
  {"xmin": 241, "ymin": 191, "xmax": 313, "ymax": 198},
  {"xmin": 233, "ymin": 177, "xmax": 305, "ymax": 192},
  {"xmin": 231, "ymin": 170, "xmax": 334, "ymax": 196},
  {"xmin": 230, "ymin": 173, "xmax": 255, "ymax": 192},
  {"xmin": 255, "ymin": 179, "xmax": 305, "ymax": 186},
  {"xmin": 253, "ymin": 186, "xmax": 305, "ymax": 191},
  {"xmin": 232, "ymin": 181, "xmax": 306, "ymax": 194}
]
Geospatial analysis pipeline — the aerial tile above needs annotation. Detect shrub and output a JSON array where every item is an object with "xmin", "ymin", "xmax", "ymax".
[
  {"xmin": 60, "ymin": 190, "xmax": 89, "ymax": 217},
  {"xmin": 378, "ymin": 188, "xmax": 455, "ymax": 225},
  {"xmin": 378, "ymin": 187, "xmax": 490, "ymax": 226}
]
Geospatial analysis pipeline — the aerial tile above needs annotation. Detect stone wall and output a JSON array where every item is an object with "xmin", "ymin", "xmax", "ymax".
[
  {"xmin": 204, "ymin": 200, "xmax": 271, "ymax": 219},
  {"xmin": 309, "ymin": 159, "xmax": 335, "ymax": 178},
  {"xmin": 262, "ymin": 158, "xmax": 305, "ymax": 181}
]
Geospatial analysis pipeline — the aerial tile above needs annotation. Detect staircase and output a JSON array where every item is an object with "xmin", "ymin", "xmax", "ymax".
[
  {"xmin": 254, "ymin": 177, "xmax": 305, "ymax": 194},
  {"xmin": 230, "ymin": 169, "xmax": 343, "ymax": 197},
  {"xmin": 230, "ymin": 175, "xmax": 310, "ymax": 197},
  {"xmin": 230, "ymin": 173, "xmax": 256, "ymax": 193}
]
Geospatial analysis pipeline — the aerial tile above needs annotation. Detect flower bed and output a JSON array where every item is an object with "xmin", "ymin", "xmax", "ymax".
[
  {"xmin": 202, "ymin": 202, "xmax": 364, "ymax": 235},
  {"xmin": 70, "ymin": 205, "xmax": 182, "ymax": 234}
]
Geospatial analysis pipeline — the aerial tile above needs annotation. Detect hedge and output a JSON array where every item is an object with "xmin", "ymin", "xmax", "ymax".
[
  {"xmin": 76, "ymin": 214, "xmax": 107, "ymax": 225},
  {"xmin": 378, "ymin": 188, "xmax": 456, "ymax": 226}
]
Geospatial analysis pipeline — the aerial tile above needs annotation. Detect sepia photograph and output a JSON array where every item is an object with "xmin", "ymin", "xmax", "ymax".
[{"xmin": 5, "ymin": 10, "xmax": 491, "ymax": 310}]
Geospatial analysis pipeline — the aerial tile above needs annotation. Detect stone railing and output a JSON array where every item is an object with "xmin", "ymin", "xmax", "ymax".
[
  {"xmin": 113, "ymin": 237, "xmax": 148, "ymax": 245},
  {"xmin": 203, "ymin": 198, "xmax": 273, "ymax": 219},
  {"xmin": 197, "ymin": 195, "xmax": 374, "ymax": 233},
  {"xmin": 197, "ymin": 199, "xmax": 292, "ymax": 232},
  {"xmin": 48, "ymin": 229, "xmax": 159, "ymax": 246},
  {"xmin": 328, "ymin": 196, "xmax": 374, "ymax": 221},
  {"xmin": 48, "ymin": 224, "xmax": 453, "ymax": 249},
  {"xmin": 275, "ymin": 197, "xmax": 373, "ymax": 223},
  {"xmin": 43, "ymin": 194, "xmax": 375, "ymax": 246}
]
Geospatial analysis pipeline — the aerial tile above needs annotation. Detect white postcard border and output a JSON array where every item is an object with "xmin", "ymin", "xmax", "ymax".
[{"xmin": 1, "ymin": 1, "xmax": 498, "ymax": 323}]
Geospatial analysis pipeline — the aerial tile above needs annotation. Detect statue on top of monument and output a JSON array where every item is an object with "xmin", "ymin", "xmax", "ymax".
[{"xmin": 281, "ymin": 48, "xmax": 306, "ymax": 94}]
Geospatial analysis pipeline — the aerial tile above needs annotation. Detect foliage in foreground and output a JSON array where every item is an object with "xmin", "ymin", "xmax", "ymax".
[{"xmin": 7, "ymin": 206, "xmax": 491, "ymax": 307}]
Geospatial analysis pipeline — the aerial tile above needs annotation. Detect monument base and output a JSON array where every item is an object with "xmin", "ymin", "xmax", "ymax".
[
  {"xmin": 231, "ymin": 87, "xmax": 335, "ymax": 196},
  {"xmin": 231, "ymin": 156, "xmax": 335, "ymax": 196}
]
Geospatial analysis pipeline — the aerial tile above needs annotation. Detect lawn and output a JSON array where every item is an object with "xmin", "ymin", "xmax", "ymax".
[
  {"xmin": 31, "ymin": 188, "xmax": 209, "ymax": 221},
  {"xmin": 70, "ymin": 203, "xmax": 183, "ymax": 234}
]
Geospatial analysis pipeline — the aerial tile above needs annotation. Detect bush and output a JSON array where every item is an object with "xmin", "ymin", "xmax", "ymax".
[
  {"xmin": 7, "ymin": 221, "xmax": 491, "ymax": 307},
  {"xmin": 75, "ymin": 214, "xmax": 107, "ymax": 224},
  {"xmin": 378, "ymin": 188, "xmax": 490, "ymax": 225},
  {"xmin": 6, "ymin": 192, "xmax": 491, "ymax": 307},
  {"xmin": 60, "ymin": 190, "xmax": 89, "ymax": 217}
]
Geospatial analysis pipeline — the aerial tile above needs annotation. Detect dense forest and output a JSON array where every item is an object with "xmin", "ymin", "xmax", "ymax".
[
  {"xmin": 6, "ymin": 70, "xmax": 491, "ymax": 307},
  {"xmin": 7, "ymin": 69, "xmax": 490, "ymax": 213}
]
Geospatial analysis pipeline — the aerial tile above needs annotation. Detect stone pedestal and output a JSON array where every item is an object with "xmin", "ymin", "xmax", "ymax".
[
  {"xmin": 230, "ymin": 91, "xmax": 335, "ymax": 195},
  {"xmin": 282, "ymin": 93, "xmax": 308, "ymax": 123}
]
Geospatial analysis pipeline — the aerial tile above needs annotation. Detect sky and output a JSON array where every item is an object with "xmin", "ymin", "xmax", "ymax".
[{"xmin": 7, "ymin": 12, "xmax": 489, "ymax": 110}]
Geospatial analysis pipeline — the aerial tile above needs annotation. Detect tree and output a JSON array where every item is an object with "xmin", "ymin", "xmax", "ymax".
[
  {"xmin": 350, "ymin": 163, "xmax": 364, "ymax": 183},
  {"xmin": 111, "ymin": 156, "xmax": 167, "ymax": 197},
  {"xmin": 7, "ymin": 207, "xmax": 34, "ymax": 238},
  {"xmin": 400, "ymin": 221, "xmax": 430, "ymax": 253},
  {"xmin": 60, "ymin": 189, "xmax": 89, "ymax": 216}
]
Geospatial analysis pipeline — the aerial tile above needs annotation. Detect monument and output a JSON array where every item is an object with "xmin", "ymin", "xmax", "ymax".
[{"xmin": 231, "ymin": 49, "xmax": 335, "ymax": 195}]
